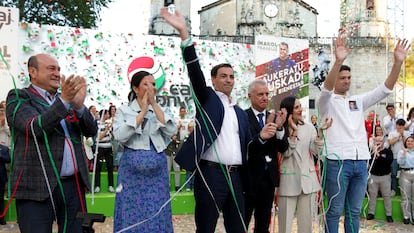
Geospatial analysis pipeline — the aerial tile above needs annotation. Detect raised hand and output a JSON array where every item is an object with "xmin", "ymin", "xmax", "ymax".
[
  {"xmin": 333, "ymin": 35, "xmax": 351, "ymax": 62},
  {"xmin": 160, "ymin": 8, "xmax": 189, "ymax": 40},
  {"xmin": 274, "ymin": 108, "xmax": 287, "ymax": 129},
  {"xmin": 394, "ymin": 38, "xmax": 411, "ymax": 64}
]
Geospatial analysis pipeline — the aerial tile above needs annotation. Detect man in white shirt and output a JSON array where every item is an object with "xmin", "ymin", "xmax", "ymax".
[
  {"xmin": 383, "ymin": 104, "xmax": 402, "ymax": 136},
  {"xmin": 387, "ymin": 119, "xmax": 411, "ymax": 196},
  {"xmin": 317, "ymin": 35, "xmax": 410, "ymax": 233},
  {"xmin": 161, "ymin": 8, "xmax": 280, "ymax": 233}
]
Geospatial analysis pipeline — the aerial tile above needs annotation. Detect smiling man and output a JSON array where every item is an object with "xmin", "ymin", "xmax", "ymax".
[
  {"xmin": 6, "ymin": 53, "xmax": 97, "ymax": 233},
  {"xmin": 244, "ymin": 79, "xmax": 288, "ymax": 233},
  {"xmin": 318, "ymin": 35, "xmax": 410, "ymax": 233},
  {"xmin": 161, "ymin": 7, "xmax": 281, "ymax": 233}
]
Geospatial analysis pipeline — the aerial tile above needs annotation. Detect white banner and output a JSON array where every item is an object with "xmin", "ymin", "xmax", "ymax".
[{"xmin": 0, "ymin": 7, "xmax": 19, "ymax": 101}]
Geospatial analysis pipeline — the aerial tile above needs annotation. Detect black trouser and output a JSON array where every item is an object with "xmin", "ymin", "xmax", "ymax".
[
  {"xmin": 0, "ymin": 180, "xmax": 5, "ymax": 223},
  {"xmin": 244, "ymin": 176, "xmax": 275, "ymax": 233},
  {"xmin": 194, "ymin": 164, "xmax": 245, "ymax": 233},
  {"xmin": 95, "ymin": 147, "xmax": 114, "ymax": 187},
  {"xmin": 16, "ymin": 177, "xmax": 86, "ymax": 233}
]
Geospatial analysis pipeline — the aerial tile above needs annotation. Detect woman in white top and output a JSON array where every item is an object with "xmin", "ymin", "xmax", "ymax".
[
  {"xmin": 397, "ymin": 135, "xmax": 414, "ymax": 224},
  {"xmin": 112, "ymin": 71, "xmax": 176, "ymax": 232},
  {"xmin": 278, "ymin": 96, "xmax": 330, "ymax": 233}
]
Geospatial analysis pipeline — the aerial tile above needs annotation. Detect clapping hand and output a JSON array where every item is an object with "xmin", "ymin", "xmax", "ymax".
[
  {"xmin": 61, "ymin": 75, "xmax": 87, "ymax": 109},
  {"xmin": 319, "ymin": 117, "xmax": 333, "ymax": 130}
]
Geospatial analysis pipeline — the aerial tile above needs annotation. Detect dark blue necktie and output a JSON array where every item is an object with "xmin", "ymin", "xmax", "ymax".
[{"xmin": 257, "ymin": 113, "xmax": 264, "ymax": 128}]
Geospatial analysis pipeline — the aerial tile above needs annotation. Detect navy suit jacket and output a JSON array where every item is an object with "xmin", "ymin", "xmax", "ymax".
[
  {"xmin": 175, "ymin": 44, "xmax": 251, "ymax": 173},
  {"xmin": 246, "ymin": 108, "xmax": 288, "ymax": 192},
  {"xmin": 6, "ymin": 86, "xmax": 97, "ymax": 201}
]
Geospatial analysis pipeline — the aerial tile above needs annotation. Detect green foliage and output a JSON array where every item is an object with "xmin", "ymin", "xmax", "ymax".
[
  {"xmin": 296, "ymin": 84, "xmax": 309, "ymax": 99},
  {"xmin": 404, "ymin": 39, "xmax": 414, "ymax": 87},
  {"xmin": 1, "ymin": 0, "xmax": 112, "ymax": 28}
]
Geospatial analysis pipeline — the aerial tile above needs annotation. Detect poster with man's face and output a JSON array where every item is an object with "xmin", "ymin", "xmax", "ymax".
[{"xmin": 255, "ymin": 36, "xmax": 309, "ymax": 115}]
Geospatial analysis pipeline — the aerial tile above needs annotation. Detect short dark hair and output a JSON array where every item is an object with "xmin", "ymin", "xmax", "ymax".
[
  {"xmin": 27, "ymin": 55, "xmax": 38, "ymax": 69},
  {"xmin": 339, "ymin": 65, "xmax": 351, "ymax": 72},
  {"xmin": 280, "ymin": 42, "xmax": 289, "ymax": 48},
  {"xmin": 27, "ymin": 55, "xmax": 38, "ymax": 80},
  {"xmin": 396, "ymin": 118, "xmax": 406, "ymax": 126},
  {"xmin": 386, "ymin": 104, "xmax": 394, "ymax": 109},
  {"xmin": 211, "ymin": 63, "xmax": 232, "ymax": 77}
]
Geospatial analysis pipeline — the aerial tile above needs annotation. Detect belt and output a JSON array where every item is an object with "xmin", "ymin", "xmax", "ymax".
[
  {"xmin": 60, "ymin": 173, "xmax": 78, "ymax": 180},
  {"xmin": 401, "ymin": 168, "xmax": 414, "ymax": 171},
  {"xmin": 200, "ymin": 160, "xmax": 241, "ymax": 172}
]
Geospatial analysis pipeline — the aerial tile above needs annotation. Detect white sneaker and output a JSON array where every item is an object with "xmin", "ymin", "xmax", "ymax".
[
  {"xmin": 186, "ymin": 188, "xmax": 191, "ymax": 192},
  {"xmin": 94, "ymin": 186, "xmax": 100, "ymax": 193},
  {"xmin": 108, "ymin": 186, "xmax": 115, "ymax": 193}
]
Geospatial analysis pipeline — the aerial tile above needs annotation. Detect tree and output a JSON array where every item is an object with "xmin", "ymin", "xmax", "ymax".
[
  {"xmin": 405, "ymin": 38, "xmax": 414, "ymax": 86},
  {"xmin": 1, "ymin": 0, "xmax": 113, "ymax": 28}
]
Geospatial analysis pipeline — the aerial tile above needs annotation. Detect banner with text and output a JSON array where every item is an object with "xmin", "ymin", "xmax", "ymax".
[
  {"xmin": 0, "ymin": 7, "xmax": 19, "ymax": 100},
  {"xmin": 255, "ymin": 35, "xmax": 309, "ymax": 118}
]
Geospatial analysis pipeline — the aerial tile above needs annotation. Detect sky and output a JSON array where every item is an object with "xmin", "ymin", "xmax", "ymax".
[{"xmin": 99, "ymin": 0, "xmax": 413, "ymax": 40}]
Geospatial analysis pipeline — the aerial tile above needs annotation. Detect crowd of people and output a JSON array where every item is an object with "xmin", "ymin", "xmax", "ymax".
[{"xmin": 0, "ymin": 6, "xmax": 411, "ymax": 233}]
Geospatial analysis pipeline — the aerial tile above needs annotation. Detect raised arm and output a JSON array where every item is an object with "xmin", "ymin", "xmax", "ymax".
[
  {"xmin": 323, "ymin": 35, "xmax": 351, "ymax": 91},
  {"xmin": 384, "ymin": 39, "xmax": 411, "ymax": 90},
  {"xmin": 160, "ymin": 8, "xmax": 189, "ymax": 41}
]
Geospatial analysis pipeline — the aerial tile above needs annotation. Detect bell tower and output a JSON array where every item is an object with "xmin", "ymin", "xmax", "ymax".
[
  {"xmin": 149, "ymin": 0, "xmax": 192, "ymax": 35},
  {"xmin": 340, "ymin": 0, "xmax": 387, "ymax": 37}
]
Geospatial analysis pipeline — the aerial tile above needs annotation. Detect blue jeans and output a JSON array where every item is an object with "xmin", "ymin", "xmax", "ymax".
[
  {"xmin": 390, "ymin": 159, "xmax": 398, "ymax": 192},
  {"xmin": 185, "ymin": 170, "xmax": 194, "ymax": 190},
  {"xmin": 324, "ymin": 160, "xmax": 368, "ymax": 233}
]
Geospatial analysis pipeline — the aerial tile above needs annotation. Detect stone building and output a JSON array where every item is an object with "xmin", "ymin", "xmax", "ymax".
[
  {"xmin": 150, "ymin": 0, "xmax": 397, "ymax": 120},
  {"xmin": 198, "ymin": 0, "xmax": 317, "ymax": 38},
  {"xmin": 149, "ymin": 0, "xmax": 192, "ymax": 35}
]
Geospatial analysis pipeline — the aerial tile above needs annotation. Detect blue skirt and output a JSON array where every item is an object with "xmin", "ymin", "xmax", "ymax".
[{"xmin": 113, "ymin": 146, "xmax": 173, "ymax": 233}]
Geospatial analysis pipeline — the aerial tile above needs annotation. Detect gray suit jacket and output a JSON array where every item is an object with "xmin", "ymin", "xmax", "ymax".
[{"xmin": 6, "ymin": 86, "xmax": 97, "ymax": 201}]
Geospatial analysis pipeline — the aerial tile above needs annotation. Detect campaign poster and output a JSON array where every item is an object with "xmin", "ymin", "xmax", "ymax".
[{"xmin": 255, "ymin": 35, "xmax": 309, "ymax": 118}]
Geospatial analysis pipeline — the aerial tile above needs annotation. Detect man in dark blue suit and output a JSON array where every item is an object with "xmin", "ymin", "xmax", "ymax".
[
  {"xmin": 161, "ymin": 8, "xmax": 280, "ymax": 233},
  {"xmin": 245, "ymin": 80, "xmax": 288, "ymax": 233}
]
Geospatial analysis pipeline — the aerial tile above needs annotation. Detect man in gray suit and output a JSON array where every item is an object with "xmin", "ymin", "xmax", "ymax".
[{"xmin": 6, "ymin": 54, "xmax": 97, "ymax": 233}]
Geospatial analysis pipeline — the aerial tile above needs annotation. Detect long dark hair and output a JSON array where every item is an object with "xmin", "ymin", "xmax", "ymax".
[
  {"xmin": 128, "ymin": 71, "xmax": 152, "ymax": 103},
  {"xmin": 108, "ymin": 105, "xmax": 116, "ymax": 117},
  {"xmin": 407, "ymin": 107, "xmax": 414, "ymax": 121},
  {"xmin": 280, "ymin": 96, "xmax": 304, "ymax": 131}
]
